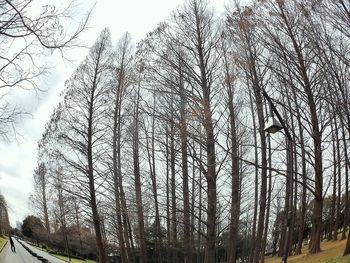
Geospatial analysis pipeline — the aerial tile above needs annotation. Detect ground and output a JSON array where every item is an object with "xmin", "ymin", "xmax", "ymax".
[
  {"xmin": 265, "ymin": 238, "xmax": 350, "ymax": 263},
  {"xmin": 0, "ymin": 235, "xmax": 7, "ymax": 252},
  {"xmin": 55, "ymin": 255, "xmax": 96, "ymax": 263}
]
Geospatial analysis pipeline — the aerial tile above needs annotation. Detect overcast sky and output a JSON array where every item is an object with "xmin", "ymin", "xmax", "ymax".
[{"xmin": 0, "ymin": 0, "xmax": 228, "ymax": 227}]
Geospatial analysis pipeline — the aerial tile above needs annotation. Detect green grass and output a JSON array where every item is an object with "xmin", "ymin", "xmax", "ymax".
[
  {"xmin": 54, "ymin": 255, "xmax": 95, "ymax": 263},
  {"xmin": 0, "ymin": 235, "xmax": 8, "ymax": 251},
  {"xmin": 265, "ymin": 238, "xmax": 350, "ymax": 263},
  {"xmin": 26, "ymin": 242, "xmax": 95, "ymax": 263}
]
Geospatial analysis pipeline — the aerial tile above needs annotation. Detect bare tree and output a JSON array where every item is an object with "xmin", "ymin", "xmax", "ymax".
[
  {"xmin": 29, "ymin": 0, "xmax": 350, "ymax": 262},
  {"xmin": 258, "ymin": 0, "xmax": 326, "ymax": 254},
  {"xmin": 131, "ymin": 62, "xmax": 148, "ymax": 263},
  {"xmin": 52, "ymin": 170, "xmax": 71, "ymax": 261},
  {"xmin": 171, "ymin": 1, "xmax": 221, "ymax": 261},
  {"xmin": 56, "ymin": 28, "xmax": 114, "ymax": 263},
  {"xmin": 0, "ymin": 0, "xmax": 89, "ymax": 139},
  {"xmin": 221, "ymin": 36, "xmax": 241, "ymax": 263},
  {"xmin": 226, "ymin": 4, "xmax": 269, "ymax": 262},
  {"xmin": 31, "ymin": 162, "xmax": 51, "ymax": 233},
  {"xmin": 111, "ymin": 32, "xmax": 134, "ymax": 263},
  {"xmin": 145, "ymin": 90, "xmax": 164, "ymax": 262}
]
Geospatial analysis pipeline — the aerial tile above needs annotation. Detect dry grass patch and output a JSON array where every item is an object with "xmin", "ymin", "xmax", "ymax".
[
  {"xmin": 0, "ymin": 235, "xmax": 8, "ymax": 251},
  {"xmin": 55, "ymin": 254, "xmax": 96, "ymax": 263},
  {"xmin": 265, "ymin": 239, "xmax": 350, "ymax": 263}
]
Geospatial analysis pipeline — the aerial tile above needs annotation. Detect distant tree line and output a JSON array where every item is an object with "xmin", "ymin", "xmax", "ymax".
[
  {"xmin": 20, "ymin": 214, "xmax": 97, "ymax": 260},
  {"xmin": 30, "ymin": 0, "xmax": 350, "ymax": 263}
]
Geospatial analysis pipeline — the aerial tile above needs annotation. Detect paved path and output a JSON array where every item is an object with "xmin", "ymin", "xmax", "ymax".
[
  {"xmin": 24, "ymin": 241, "xmax": 67, "ymax": 263},
  {"xmin": 0, "ymin": 238, "xmax": 67, "ymax": 263},
  {"xmin": 0, "ymin": 238, "xmax": 41, "ymax": 263}
]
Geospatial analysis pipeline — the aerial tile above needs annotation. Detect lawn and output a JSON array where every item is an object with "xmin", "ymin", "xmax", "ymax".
[
  {"xmin": 265, "ymin": 238, "xmax": 350, "ymax": 263},
  {"xmin": 26, "ymin": 242, "xmax": 95, "ymax": 263},
  {"xmin": 0, "ymin": 235, "xmax": 8, "ymax": 251},
  {"xmin": 54, "ymin": 255, "xmax": 95, "ymax": 263}
]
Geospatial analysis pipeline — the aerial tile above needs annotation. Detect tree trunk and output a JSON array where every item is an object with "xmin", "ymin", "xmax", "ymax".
[
  {"xmin": 249, "ymin": 51, "xmax": 268, "ymax": 263},
  {"xmin": 275, "ymin": 2, "xmax": 323, "ymax": 254},
  {"xmin": 286, "ymin": 92, "xmax": 296, "ymax": 257},
  {"xmin": 341, "ymin": 119, "xmax": 349, "ymax": 240},
  {"xmin": 133, "ymin": 71, "xmax": 148, "ymax": 263},
  {"xmin": 179, "ymin": 64, "xmax": 193, "ymax": 263},
  {"xmin": 294, "ymin": 84, "xmax": 307, "ymax": 255},
  {"xmin": 146, "ymin": 90, "xmax": 162, "ymax": 262},
  {"xmin": 112, "ymin": 82, "xmax": 128, "ymax": 262},
  {"xmin": 170, "ymin": 98, "xmax": 177, "ymax": 263},
  {"xmin": 329, "ymin": 119, "xmax": 337, "ymax": 240},
  {"xmin": 248, "ymin": 90, "xmax": 259, "ymax": 263},
  {"xmin": 197, "ymin": 144, "xmax": 203, "ymax": 263},
  {"xmin": 113, "ymin": 35, "xmax": 132, "ymax": 262},
  {"xmin": 73, "ymin": 199, "xmax": 84, "ymax": 257},
  {"xmin": 344, "ymin": 233, "xmax": 350, "ymax": 256},
  {"xmin": 333, "ymin": 117, "xmax": 341, "ymax": 241},
  {"xmin": 224, "ymin": 47, "xmax": 240, "ymax": 263},
  {"xmin": 191, "ymin": 141, "xmax": 196, "ymax": 261},
  {"xmin": 309, "ymin": 134, "xmax": 323, "ymax": 254},
  {"xmin": 166, "ymin": 127, "xmax": 171, "ymax": 263},
  {"xmin": 87, "ymin": 87, "xmax": 107, "ymax": 263},
  {"xmin": 261, "ymin": 133, "xmax": 272, "ymax": 263},
  {"xmin": 41, "ymin": 169, "xmax": 50, "ymax": 234},
  {"xmin": 281, "ymin": 139, "xmax": 293, "ymax": 262},
  {"xmin": 56, "ymin": 175, "xmax": 71, "ymax": 261}
]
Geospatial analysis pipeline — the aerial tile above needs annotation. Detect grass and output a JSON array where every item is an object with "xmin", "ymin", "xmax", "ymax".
[
  {"xmin": 265, "ymin": 238, "xmax": 350, "ymax": 263},
  {"xmin": 54, "ymin": 255, "xmax": 95, "ymax": 263},
  {"xmin": 25, "ymin": 242, "xmax": 95, "ymax": 263},
  {"xmin": 0, "ymin": 235, "xmax": 8, "ymax": 251}
]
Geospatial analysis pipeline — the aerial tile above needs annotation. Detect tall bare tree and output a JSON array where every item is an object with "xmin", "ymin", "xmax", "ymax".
[
  {"xmin": 31, "ymin": 162, "xmax": 51, "ymax": 233},
  {"xmin": 111, "ymin": 32, "xmax": 134, "ymax": 263},
  {"xmin": 57, "ymin": 28, "xmax": 114, "ymax": 263},
  {"xmin": 222, "ymin": 36, "xmax": 241, "ymax": 263},
  {"xmin": 259, "ymin": 0, "xmax": 325, "ymax": 253},
  {"xmin": 226, "ymin": 4, "xmax": 269, "ymax": 262},
  {"xmin": 132, "ymin": 62, "xmax": 148, "ymax": 263},
  {"xmin": 172, "ymin": 1, "xmax": 221, "ymax": 261}
]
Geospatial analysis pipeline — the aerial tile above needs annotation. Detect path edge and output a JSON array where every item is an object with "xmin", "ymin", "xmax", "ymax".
[{"xmin": 0, "ymin": 240, "xmax": 8, "ymax": 253}]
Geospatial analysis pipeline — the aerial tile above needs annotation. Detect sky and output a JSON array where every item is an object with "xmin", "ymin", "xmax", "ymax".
[{"xmin": 0, "ymin": 0, "xmax": 228, "ymax": 227}]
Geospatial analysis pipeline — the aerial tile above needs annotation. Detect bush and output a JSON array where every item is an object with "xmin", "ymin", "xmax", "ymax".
[{"xmin": 48, "ymin": 249, "xmax": 59, "ymax": 255}]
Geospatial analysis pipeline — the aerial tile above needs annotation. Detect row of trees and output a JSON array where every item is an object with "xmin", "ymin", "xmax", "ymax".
[
  {"xmin": 31, "ymin": 0, "xmax": 350, "ymax": 263},
  {"xmin": 0, "ymin": 194, "xmax": 10, "ymax": 235},
  {"xmin": 20, "ymin": 214, "xmax": 97, "ymax": 260},
  {"xmin": 0, "ymin": 0, "xmax": 94, "ymax": 256}
]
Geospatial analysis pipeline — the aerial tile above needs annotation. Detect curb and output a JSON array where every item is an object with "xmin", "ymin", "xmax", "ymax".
[
  {"xmin": 22, "ymin": 241, "xmax": 69, "ymax": 263},
  {"xmin": 26, "ymin": 243, "xmax": 69, "ymax": 262},
  {"xmin": 17, "ymin": 239, "xmax": 51, "ymax": 263},
  {"xmin": 50, "ymin": 254, "xmax": 69, "ymax": 263},
  {"xmin": 0, "ymin": 240, "xmax": 8, "ymax": 253}
]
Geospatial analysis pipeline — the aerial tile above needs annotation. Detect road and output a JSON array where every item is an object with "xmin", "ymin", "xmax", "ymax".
[
  {"xmin": 0, "ymin": 238, "xmax": 66, "ymax": 263},
  {"xmin": 0, "ymin": 238, "xmax": 41, "ymax": 263}
]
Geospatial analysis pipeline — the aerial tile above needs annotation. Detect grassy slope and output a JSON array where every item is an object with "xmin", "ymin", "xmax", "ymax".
[
  {"xmin": 0, "ymin": 235, "xmax": 7, "ymax": 251},
  {"xmin": 55, "ymin": 255, "xmax": 95, "ymax": 263},
  {"xmin": 265, "ymin": 239, "xmax": 350, "ymax": 263},
  {"xmin": 27, "ymin": 242, "xmax": 96, "ymax": 263}
]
